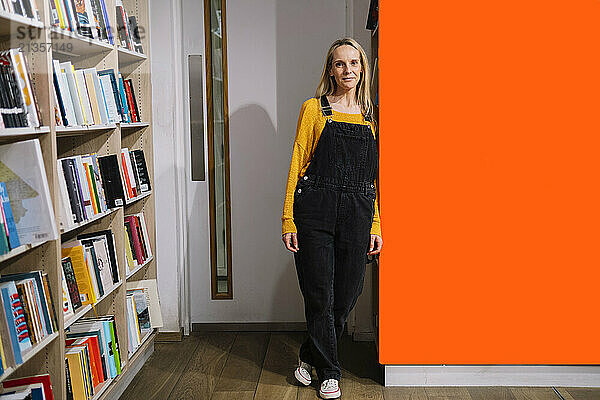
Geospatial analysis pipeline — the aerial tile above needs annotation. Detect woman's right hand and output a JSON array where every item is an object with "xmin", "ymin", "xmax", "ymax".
[{"xmin": 282, "ymin": 232, "xmax": 299, "ymax": 253}]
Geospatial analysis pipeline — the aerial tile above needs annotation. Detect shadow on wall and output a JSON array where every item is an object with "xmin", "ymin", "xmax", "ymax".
[{"xmin": 228, "ymin": 104, "xmax": 304, "ymax": 321}]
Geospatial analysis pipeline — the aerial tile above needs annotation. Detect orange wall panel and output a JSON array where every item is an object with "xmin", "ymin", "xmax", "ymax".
[{"xmin": 379, "ymin": 0, "xmax": 600, "ymax": 364}]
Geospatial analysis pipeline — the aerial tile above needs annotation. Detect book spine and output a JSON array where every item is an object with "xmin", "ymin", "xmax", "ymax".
[{"xmin": 1, "ymin": 287, "xmax": 23, "ymax": 364}]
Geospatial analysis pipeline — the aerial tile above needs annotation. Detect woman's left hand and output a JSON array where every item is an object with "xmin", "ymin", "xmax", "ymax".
[{"xmin": 368, "ymin": 234, "xmax": 383, "ymax": 255}]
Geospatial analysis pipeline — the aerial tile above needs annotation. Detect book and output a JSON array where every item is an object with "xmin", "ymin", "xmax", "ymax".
[
  {"xmin": 2, "ymin": 374, "xmax": 53, "ymax": 400},
  {"xmin": 59, "ymin": 158, "xmax": 85, "ymax": 223},
  {"xmin": 59, "ymin": 62, "xmax": 85, "ymax": 126},
  {"xmin": 61, "ymin": 257, "xmax": 82, "ymax": 311},
  {"xmin": 128, "ymin": 16, "xmax": 143, "ymax": 53},
  {"xmin": 125, "ymin": 79, "xmax": 140, "ymax": 122},
  {"xmin": 74, "ymin": 70, "xmax": 93, "ymax": 126},
  {"xmin": 0, "ymin": 281, "xmax": 31, "ymax": 364},
  {"xmin": 131, "ymin": 150, "xmax": 151, "ymax": 193},
  {"xmin": 56, "ymin": 161, "xmax": 76, "ymax": 229},
  {"xmin": 82, "ymin": 69, "xmax": 101, "ymax": 125},
  {"xmin": 97, "ymin": 154, "xmax": 125, "ymax": 208},
  {"xmin": 96, "ymin": 69, "xmax": 123, "ymax": 122},
  {"xmin": 61, "ymin": 241, "xmax": 97, "ymax": 305},
  {"xmin": 0, "ymin": 182, "xmax": 21, "ymax": 250},
  {"xmin": 0, "ymin": 140, "xmax": 57, "ymax": 245},
  {"xmin": 60, "ymin": 268, "xmax": 75, "ymax": 322},
  {"xmin": 126, "ymin": 280, "xmax": 163, "ymax": 329},
  {"xmin": 78, "ymin": 230, "xmax": 119, "ymax": 284},
  {"xmin": 65, "ymin": 350, "xmax": 86, "ymax": 399}
]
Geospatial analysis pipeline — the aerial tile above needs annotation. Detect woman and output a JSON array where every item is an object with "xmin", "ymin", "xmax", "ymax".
[{"xmin": 281, "ymin": 37, "xmax": 383, "ymax": 399}]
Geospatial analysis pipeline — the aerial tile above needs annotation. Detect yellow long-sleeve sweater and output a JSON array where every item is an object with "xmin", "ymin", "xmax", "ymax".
[{"xmin": 282, "ymin": 97, "xmax": 382, "ymax": 236}]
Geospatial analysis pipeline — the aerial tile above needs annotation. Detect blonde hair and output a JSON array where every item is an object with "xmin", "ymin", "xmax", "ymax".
[{"xmin": 315, "ymin": 37, "xmax": 373, "ymax": 119}]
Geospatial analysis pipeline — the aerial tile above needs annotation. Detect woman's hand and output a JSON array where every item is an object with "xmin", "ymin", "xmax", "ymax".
[
  {"xmin": 368, "ymin": 234, "xmax": 383, "ymax": 256},
  {"xmin": 282, "ymin": 232, "xmax": 299, "ymax": 253}
]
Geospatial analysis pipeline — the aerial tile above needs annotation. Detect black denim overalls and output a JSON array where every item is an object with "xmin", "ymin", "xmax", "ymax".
[{"xmin": 293, "ymin": 96, "xmax": 378, "ymax": 383}]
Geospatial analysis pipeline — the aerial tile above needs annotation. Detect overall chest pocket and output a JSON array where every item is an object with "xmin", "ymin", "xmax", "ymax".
[{"xmin": 333, "ymin": 131, "xmax": 369, "ymax": 182}]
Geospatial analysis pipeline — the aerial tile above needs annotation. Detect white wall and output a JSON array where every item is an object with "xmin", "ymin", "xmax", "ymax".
[
  {"xmin": 149, "ymin": 0, "xmax": 183, "ymax": 332},
  {"xmin": 150, "ymin": 0, "xmax": 373, "ymax": 329}
]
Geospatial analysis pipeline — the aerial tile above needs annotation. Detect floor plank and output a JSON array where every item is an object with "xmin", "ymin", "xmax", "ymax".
[
  {"xmin": 119, "ymin": 336, "xmax": 201, "ymax": 400},
  {"xmin": 425, "ymin": 387, "xmax": 473, "ymax": 399},
  {"xmin": 554, "ymin": 388, "xmax": 575, "ymax": 400},
  {"xmin": 210, "ymin": 391, "xmax": 255, "ymax": 400},
  {"xmin": 509, "ymin": 387, "xmax": 559, "ymax": 400},
  {"xmin": 562, "ymin": 387, "xmax": 600, "ymax": 400},
  {"xmin": 254, "ymin": 332, "xmax": 303, "ymax": 400},
  {"xmin": 382, "ymin": 387, "xmax": 428, "ymax": 400},
  {"xmin": 213, "ymin": 331, "xmax": 270, "ymax": 392},
  {"xmin": 167, "ymin": 332, "xmax": 236, "ymax": 400},
  {"xmin": 468, "ymin": 387, "xmax": 518, "ymax": 400}
]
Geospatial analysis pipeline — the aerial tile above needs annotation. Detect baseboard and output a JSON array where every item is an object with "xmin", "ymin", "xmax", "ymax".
[
  {"xmin": 384, "ymin": 365, "xmax": 600, "ymax": 387},
  {"xmin": 192, "ymin": 322, "xmax": 306, "ymax": 332},
  {"xmin": 157, "ymin": 327, "xmax": 184, "ymax": 342}
]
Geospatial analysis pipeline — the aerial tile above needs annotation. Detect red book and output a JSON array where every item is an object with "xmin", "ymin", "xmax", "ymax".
[
  {"xmin": 123, "ymin": 80, "xmax": 139, "ymax": 122},
  {"xmin": 125, "ymin": 216, "xmax": 144, "ymax": 264},
  {"xmin": 120, "ymin": 152, "xmax": 134, "ymax": 199},
  {"xmin": 3, "ymin": 374, "xmax": 54, "ymax": 400}
]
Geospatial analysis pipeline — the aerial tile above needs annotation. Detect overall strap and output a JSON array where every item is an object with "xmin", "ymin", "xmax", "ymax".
[{"xmin": 320, "ymin": 95, "xmax": 333, "ymax": 117}]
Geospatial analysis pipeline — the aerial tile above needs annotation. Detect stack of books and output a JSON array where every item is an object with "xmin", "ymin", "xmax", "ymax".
[
  {"xmin": 0, "ymin": 0, "xmax": 41, "ymax": 21},
  {"xmin": 126, "ymin": 280, "xmax": 162, "ymax": 355},
  {"xmin": 50, "ymin": 0, "xmax": 114, "ymax": 45},
  {"xmin": 52, "ymin": 63, "xmax": 141, "ymax": 127},
  {"xmin": 124, "ymin": 212, "xmax": 152, "ymax": 274},
  {"xmin": 57, "ymin": 153, "xmax": 122, "ymax": 230},
  {"xmin": 0, "ymin": 374, "xmax": 53, "ymax": 399},
  {"xmin": 121, "ymin": 148, "xmax": 151, "ymax": 202},
  {"xmin": 0, "ymin": 272, "xmax": 58, "ymax": 365},
  {"xmin": 66, "ymin": 316, "xmax": 122, "ymax": 399},
  {"xmin": 0, "ymin": 49, "xmax": 41, "ymax": 130},
  {"xmin": 61, "ymin": 235, "xmax": 120, "ymax": 320},
  {"xmin": 116, "ymin": 0, "xmax": 143, "ymax": 53}
]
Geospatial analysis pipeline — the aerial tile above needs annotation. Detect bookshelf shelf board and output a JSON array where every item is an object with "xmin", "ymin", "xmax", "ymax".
[
  {"xmin": 0, "ymin": 241, "xmax": 45, "ymax": 264},
  {"xmin": 0, "ymin": 10, "xmax": 44, "ymax": 37},
  {"xmin": 64, "ymin": 304, "xmax": 93, "ymax": 330},
  {"xmin": 93, "ymin": 280, "xmax": 123, "ymax": 306},
  {"xmin": 120, "ymin": 122, "xmax": 149, "ymax": 133},
  {"xmin": 0, "ymin": 126, "xmax": 50, "ymax": 139},
  {"xmin": 50, "ymin": 27, "xmax": 114, "ymax": 58},
  {"xmin": 117, "ymin": 47, "xmax": 147, "ymax": 66},
  {"xmin": 60, "ymin": 207, "xmax": 120, "ymax": 235},
  {"xmin": 128, "ymin": 329, "xmax": 156, "ymax": 361},
  {"xmin": 0, "ymin": 367, "xmax": 14, "ymax": 384},
  {"xmin": 125, "ymin": 191, "xmax": 152, "ymax": 205},
  {"xmin": 56, "ymin": 124, "xmax": 117, "ymax": 136},
  {"xmin": 126, "ymin": 256, "xmax": 153, "ymax": 280},
  {"xmin": 91, "ymin": 377, "xmax": 114, "ymax": 400},
  {"xmin": 0, "ymin": 331, "xmax": 61, "ymax": 383}
]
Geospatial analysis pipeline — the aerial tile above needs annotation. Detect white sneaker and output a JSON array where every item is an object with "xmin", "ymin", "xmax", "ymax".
[
  {"xmin": 294, "ymin": 361, "xmax": 312, "ymax": 386},
  {"xmin": 319, "ymin": 379, "xmax": 341, "ymax": 399}
]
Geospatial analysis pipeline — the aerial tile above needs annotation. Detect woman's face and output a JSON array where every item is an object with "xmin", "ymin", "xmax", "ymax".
[{"xmin": 330, "ymin": 45, "xmax": 362, "ymax": 92}]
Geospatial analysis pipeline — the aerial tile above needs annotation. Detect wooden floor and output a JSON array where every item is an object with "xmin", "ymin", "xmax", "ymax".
[{"xmin": 119, "ymin": 332, "xmax": 600, "ymax": 400}]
